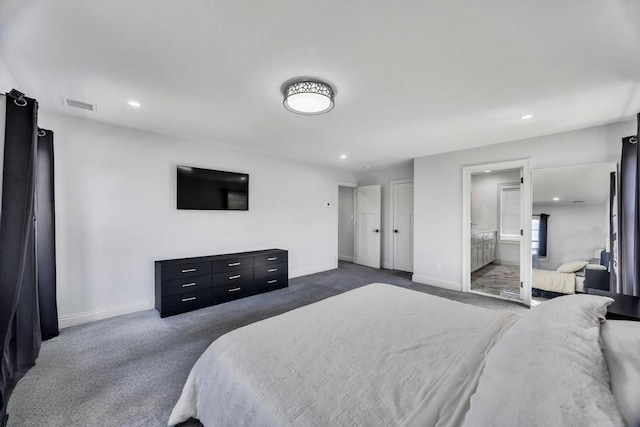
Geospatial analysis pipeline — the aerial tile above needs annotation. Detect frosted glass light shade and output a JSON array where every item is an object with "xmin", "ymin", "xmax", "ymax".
[{"xmin": 283, "ymin": 80, "xmax": 334, "ymax": 115}]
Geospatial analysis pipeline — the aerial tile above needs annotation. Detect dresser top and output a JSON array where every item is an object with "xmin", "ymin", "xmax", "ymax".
[{"xmin": 156, "ymin": 248, "xmax": 287, "ymax": 265}]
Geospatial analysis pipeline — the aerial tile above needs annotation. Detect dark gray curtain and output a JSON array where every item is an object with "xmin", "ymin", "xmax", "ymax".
[
  {"xmin": 609, "ymin": 171, "xmax": 617, "ymax": 291},
  {"xmin": 619, "ymin": 113, "xmax": 639, "ymax": 296},
  {"xmin": 538, "ymin": 214, "xmax": 549, "ymax": 258},
  {"xmin": 0, "ymin": 91, "xmax": 58, "ymax": 424},
  {"xmin": 0, "ymin": 92, "xmax": 39, "ymax": 423},
  {"xmin": 36, "ymin": 129, "xmax": 59, "ymax": 340}
]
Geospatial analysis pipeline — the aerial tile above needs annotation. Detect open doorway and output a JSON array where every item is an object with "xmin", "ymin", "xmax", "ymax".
[
  {"xmin": 336, "ymin": 181, "xmax": 382, "ymax": 269},
  {"xmin": 462, "ymin": 160, "xmax": 532, "ymax": 306},
  {"xmin": 338, "ymin": 185, "xmax": 356, "ymax": 263}
]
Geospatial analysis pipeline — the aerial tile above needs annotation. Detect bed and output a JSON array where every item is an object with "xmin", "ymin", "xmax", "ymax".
[
  {"xmin": 533, "ymin": 259, "xmax": 608, "ymax": 295},
  {"xmin": 169, "ymin": 283, "xmax": 636, "ymax": 427}
]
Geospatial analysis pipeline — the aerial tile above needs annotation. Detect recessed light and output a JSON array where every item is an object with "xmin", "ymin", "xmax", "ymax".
[
  {"xmin": 340, "ymin": 154, "xmax": 347, "ymax": 159},
  {"xmin": 521, "ymin": 114, "xmax": 533, "ymax": 120},
  {"xmin": 484, "ymin": 170, "xmax": 492, "ymax": 173},
  {"xmin": 553, "ymin": 197, "xmax": 560, "ymax": 201},
  {"xmin": 128, "ymin": 100, "xmax": 141, "ymax": 107}
]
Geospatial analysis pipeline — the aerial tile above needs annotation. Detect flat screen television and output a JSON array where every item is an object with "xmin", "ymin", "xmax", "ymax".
[{"xmin": 177, "ymin": 165, "xmax": 249, "ymax": 210}]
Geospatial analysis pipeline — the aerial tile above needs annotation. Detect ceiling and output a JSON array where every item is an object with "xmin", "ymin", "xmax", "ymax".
[
  {"xmin": 1, "ymin": 1, "xmax": 639, "ymax": 172},
  {"xmin": 532, "ymin": 163, "xmax": 616, "ymax": 205}
]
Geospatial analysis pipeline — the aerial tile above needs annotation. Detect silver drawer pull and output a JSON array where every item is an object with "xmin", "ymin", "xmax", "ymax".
[
  {"xmin": 229, "ymin": 287, "xmax": 241, "ymax": 292},
  {"xmin": 267, "ymin": 257, "xmax": 277, "ymax": 261},
  {"xmin": 182, "ymin": 282, "xmax": 196, "ymax": 288},
  {"xmin": 181, "ymin": 297, "xmax": 196, "ymax": 302},
  {"xmin": 181, "ymin": 268, "xmax": 197, "ymax": 273},
  {"xmin": 267, "ymin": 279, "xmax": 278, "ymax": 284},
  {"xmin": 228, "ymin": 262, "xmax": 241, "ymax": 267},
  {"xmin": 268, "ymin": 268, "xmax": 278, "ymax": 272},
  {"xmin": 229, "ymin": 275, "xmax": 241, "ymax": 280}
]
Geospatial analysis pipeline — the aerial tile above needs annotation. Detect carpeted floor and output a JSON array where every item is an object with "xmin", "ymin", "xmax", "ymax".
[
  {"xmin": 7, "ymin": 261, "xmax": 527, "ymax": 427},
  {"xmin": 471, "ymin": 263, "xmax": 521, "ymax": 298}
]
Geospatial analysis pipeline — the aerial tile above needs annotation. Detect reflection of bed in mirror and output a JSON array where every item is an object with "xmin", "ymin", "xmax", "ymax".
[
  {"xmin": 532, "ymin": 257, "xmax": 607, "ymax": 295},
  {"xmin": 531, "ymin": 162, "xmax": 616, "ymax": 296}
]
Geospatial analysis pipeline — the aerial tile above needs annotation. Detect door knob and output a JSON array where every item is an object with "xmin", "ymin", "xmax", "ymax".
[
  {"xmin": 394, "ymin": 229, "xmax": 399, "ymax": 233},
  {"xmin": 374, "ymin": 229, "xmax": 380, "ymax": 233}
]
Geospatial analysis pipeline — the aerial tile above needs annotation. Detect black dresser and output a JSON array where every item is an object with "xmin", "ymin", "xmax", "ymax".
[{"xmin": 155, "ymin": 249, "xmax": 288, "ymax": 318}]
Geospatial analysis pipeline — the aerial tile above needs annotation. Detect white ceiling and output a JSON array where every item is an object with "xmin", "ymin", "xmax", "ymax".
[
  {"xmin": 1, "ymin": 0, "xmax": 639, "ymax": 171},
  {"xmin": 532, "ymin": 163, "xmax": 616, "ymax": 205}
]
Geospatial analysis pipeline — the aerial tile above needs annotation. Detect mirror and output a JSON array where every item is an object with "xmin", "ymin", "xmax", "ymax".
[{"xmin": 531, "ymin": 163, "xmax": 616, "ymax": 299}]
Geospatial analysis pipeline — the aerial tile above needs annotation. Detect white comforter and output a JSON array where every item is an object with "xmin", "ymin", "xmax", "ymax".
[
  {"xmin": 532, "ymin": 268, "xmax": 576, "ymax": 294},
  {"xmin": 169, "ymin": 283, "xmax": 517, "ymax": 426}
]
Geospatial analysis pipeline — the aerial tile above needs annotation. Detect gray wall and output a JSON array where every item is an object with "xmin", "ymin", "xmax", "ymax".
[
  {"xmin": 338, "ymin": 186, "xmax": 355, "ymax": 262},
  {"xmin": 533, "ymin": 203, "xmax": 608, "ymax": 271},
  {"xmin": 413, "ymin": 119, "xmax": 635, "ymax": 291},
  {"xmin": 39, "ymin": 111, "xmax": 357, "ymax": 327}
]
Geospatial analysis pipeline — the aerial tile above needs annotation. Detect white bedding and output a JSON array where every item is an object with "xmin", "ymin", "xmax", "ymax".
[
  {"xmin": 532, "ymin": 268, "xmax": 576, "ymax": 294},
  {"xmin": 169, "ymin": 283, "xmax": 517, "ymax": 426}
]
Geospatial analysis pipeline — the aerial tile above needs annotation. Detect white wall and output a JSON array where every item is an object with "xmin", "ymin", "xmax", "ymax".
[
  {"xmin": 356, "ymin": 160, "xmax": 413, "ymax": 269},
  {"xmin": 413, "ymin": 120, "xmax": 635, "ymax": 291},
  {"xmin": 533, "ymin": 203, "xmax": 608, "ymax": 271},
  {"xmin": 338, "ymin": 186, "xmax": 355, "ymax": 262},
  {"xmin": 471, "ymin": 169, "xmax": 521, "ymax": 266},
  {"xmin": 39, "ymin": 112, "xmax": 357, "ymax": 327}
]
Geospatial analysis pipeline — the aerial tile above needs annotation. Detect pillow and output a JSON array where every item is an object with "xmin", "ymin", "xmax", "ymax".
[
  {"xmin": 586, "ymin": 263, "xmax": 607, "ymax": 271},
  {"xmin": 601, "ymin": 320, "xmax": 640, "ymax": 427},
  {"xmin": 463, "ymin": 294, "xmax": 623, "ymax": 427},
  {"xmin": 557, "ymin": 260, "xmax": 589, "ymax": 273}
]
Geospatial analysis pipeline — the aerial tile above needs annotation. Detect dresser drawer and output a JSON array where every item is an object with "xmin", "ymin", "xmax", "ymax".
[
  {"xmin": 254, "ymin": 271, "xmax": 288, "ymax": 294},
  {"xmin": 161, "ymin": 261, "xmax": 211, "ymax": 281},
  {"xmin": 211, "ymin": 257, "xmax": 253, "ymax": 273},
  {"xmin": 161, "ymin": 275, "xmax": 210, "ymax": 297},
  {"xmin": 254, "ymin": 251, "xmax": 287, "ymax": 267},
  {"xmin": 212, "ymin": 281, "xmax": 254, "ymax": 304},
  {"xmin": 211, "ymin": 269, "xmax": 253, "ymax": 288},
  {"xmin": 254, "ymin": 263, "xmax": 287, "ymax": 279},
  {"xmin": 160, "ymin": 289, "xmax": 210, "ymax": 317}
]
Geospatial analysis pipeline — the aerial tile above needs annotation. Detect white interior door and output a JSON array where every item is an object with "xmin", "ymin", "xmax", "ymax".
[
  {"xmin": 393, "ymin": 182, "xmax": 414, "ymax": 272},
  {"xmin": 355, "ymin": 185, "xmax": 381, "ymax": 269}
]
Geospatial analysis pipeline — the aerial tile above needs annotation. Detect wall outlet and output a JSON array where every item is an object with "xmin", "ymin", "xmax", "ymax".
[{"xmin": 435, "ymin": 262, "xmax": 442, "ymax": 271}]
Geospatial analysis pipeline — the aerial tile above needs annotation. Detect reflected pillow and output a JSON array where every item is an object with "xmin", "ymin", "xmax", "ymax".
[
  {"xmin": 557, "ymin": 260, "xmax": 589, "ymax": 273},
  {"xmin": 586, "ymin": 263, "xmax": 607, "ymax": 271}
]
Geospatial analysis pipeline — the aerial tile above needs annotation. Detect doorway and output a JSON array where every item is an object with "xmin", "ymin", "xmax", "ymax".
[
  {"xmin": 336, "ymin": 182, "xmax": 382, "ymax": 269},
  {"xmin": 462, "ymin": 160, "xmax": 532, "ymax": 306},
  {"xmin": 338, "ymin": 185, "xmax": 356, "ymax": 263}
]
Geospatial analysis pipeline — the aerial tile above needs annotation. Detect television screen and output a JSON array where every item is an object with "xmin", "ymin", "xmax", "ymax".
[{"xmin": 177, "ymin": 166, "xmax": 249, "ymax": 210}]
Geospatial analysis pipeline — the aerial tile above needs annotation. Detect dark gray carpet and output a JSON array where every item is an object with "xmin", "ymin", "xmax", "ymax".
[{"xmin": 7, "ymin": 261, "xmax": 527, "ymax": 426}]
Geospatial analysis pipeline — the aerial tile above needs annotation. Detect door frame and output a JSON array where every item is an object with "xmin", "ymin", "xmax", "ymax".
[
  {"xmin": 461, "ymin": 159, "xmax": 532, "ymax": 306},
  {"xmin": 336, "ymin": 181, "xmax": 358, "ymax": 265},
  {"xmin": 389, "ymin": 178, "xmax": 413, "ymax": 271}
]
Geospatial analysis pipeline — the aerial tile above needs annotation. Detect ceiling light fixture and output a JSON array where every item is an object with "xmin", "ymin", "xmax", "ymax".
[
  {"xmin": 340, "ymin": 154, "xmax": 347, "ymax": 159},
  {"xmin": 283, "ymin": 78, "xmax": 335, "ymax": 115},
  {"xmin": 484, "ymin": 170, "xmax": 492, "ymax": 173},
  {"xmin": 521, "ymin": 114, "xmax": 533, "ymax": 120},
  {"xmin": 553, "ymin": 197, "xmax": 560, "ymax": 201},
  {"xmin": 128, "ymin": 100, "xmax": 141, "ymax": 107}
]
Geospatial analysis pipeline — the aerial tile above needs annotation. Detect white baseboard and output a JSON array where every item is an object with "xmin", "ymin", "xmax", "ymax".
[
  {"xmin": 338, "ymin": 255, "xmax": 354, "ymax": 262},
  {"xmin": 58, "ymin": 301, "xmax": 154, "ymax": 329},
  {"xmin": 494, "ymin": 259, "xmax": 520, "ymax": 267},
  {"xmin": 411, "ymin": 274, "xmax": 462, "ymax": 292},
  {"xmin": 383, "ymin": 262, "xmax": 393, "ymax": 270},
  {"xmin": 289, "ymin": 263, "xmax": 337, "ymax": 279}
]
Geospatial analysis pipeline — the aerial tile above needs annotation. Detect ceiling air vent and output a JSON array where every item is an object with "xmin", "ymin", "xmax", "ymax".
[
  {"xmin": 572, "ymin": 200, "xmax": 584, "ymax": 204},
  {"xmin": 66, "ymin": 98, "xmax": 95, "ymax": 111}
]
